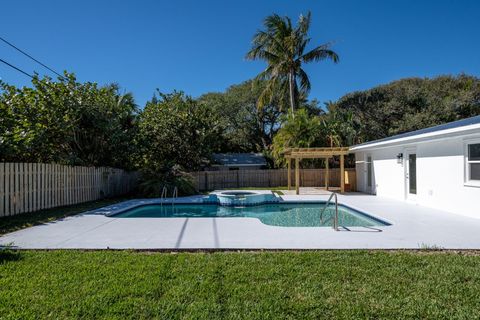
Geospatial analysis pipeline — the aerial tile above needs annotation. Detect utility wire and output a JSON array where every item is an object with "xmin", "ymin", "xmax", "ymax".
[
  {"xmin": 0, "ymin": 36, "xmax": 64, "ymax": 79},
  {"xmin": 0, "ymin": 57, "xmax": 34, "ymax": 79},
  {"xmin": 0, "ymin": 57, "xmax": 68, "ymax": 93}
]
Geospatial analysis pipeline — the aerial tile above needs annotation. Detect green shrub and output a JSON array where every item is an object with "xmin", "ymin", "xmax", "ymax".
[{"xmin": 139, "ymin": 165, "xmax": 197, "ymax": 197}]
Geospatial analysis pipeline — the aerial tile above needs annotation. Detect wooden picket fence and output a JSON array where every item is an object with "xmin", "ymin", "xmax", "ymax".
[
  {"xmin": 0, "ymin": 163, "xmax": 139, "ymax": 217},
  {"xmin": 191, "ymin": 168, "xmax": 356, "ymax": 191}
]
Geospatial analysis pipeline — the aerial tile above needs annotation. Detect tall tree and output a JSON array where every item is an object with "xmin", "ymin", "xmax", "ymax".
[
  {"xmin": 197, "ymin": 80, "xmax": 284, "ymax": 152},
  {"xmin": 137, "ymin": 91, "xmax": 223, "ymax": 172},
  {"xmin": 246, "ymin": 11, "xmax": 339, "ymax": 114},
  {"xmin": 330, "ymin": 74, "xmax": 480, "ymax": 143}
]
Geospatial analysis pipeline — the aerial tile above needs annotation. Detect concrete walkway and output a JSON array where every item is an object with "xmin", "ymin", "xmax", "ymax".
[{"xmin": 1, "ymin": 193, "xmax": 480, "ymax": 249}]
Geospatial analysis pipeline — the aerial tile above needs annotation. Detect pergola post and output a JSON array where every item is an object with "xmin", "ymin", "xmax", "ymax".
[
  {"xmin": 340, "ymin": 154, "xmax": 345, "ymax": 193},
  {"xmin": 295, "ymin": 158, "xmax": 300, "ymax": 195},
  {"xmin": 325, "ymin": 157, "xmax": 329, "ymax": 191},
  {"xmin": 287, "ymin": 158, "xmax": 292, "ymax": 190}
]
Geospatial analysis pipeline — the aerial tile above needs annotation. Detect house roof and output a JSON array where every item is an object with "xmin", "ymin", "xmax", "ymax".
[
  {"xmin": 350, "ymin": 115, "xmax": 480, "ymax": 151},
  {"xmin": 212, "ymin": 153, "xmax": 267, "ymax": 167}
]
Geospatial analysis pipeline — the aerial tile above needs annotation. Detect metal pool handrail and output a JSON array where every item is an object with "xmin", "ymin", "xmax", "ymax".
[
  {"xmin": 161, "ymin": 186, "xmax": 168, "ymax": 198},
  {"xmin": 172, "ymin": 187, "xmax": 178, "ymax": 199},
  {"xmin": 160, "ymin": 186, "xmax": 168, "ymax": 205},
  {"xmin": 319, "ymin": 192, "xmax": 339, "ymax": 231}
]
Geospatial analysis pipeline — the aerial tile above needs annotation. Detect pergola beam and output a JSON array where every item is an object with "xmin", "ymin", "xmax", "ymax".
[
  {"xmin": 284, "ymin": 147, "xmax": 350, "ymax": 159},
  {"xmin": 285, "ymin": 153, "xmax": 349, "ymax": 159},
  {"xmin": 287, "ymin": 147, "xmax": 350, "ymax": 152}
]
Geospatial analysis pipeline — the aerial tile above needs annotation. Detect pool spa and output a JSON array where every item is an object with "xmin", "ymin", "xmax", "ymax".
[
  {"xmin": 112, "ymin": 202, "xmax": 389, "ymax": 228},
  {"xmin": 204, "ymin": 190, "xmax": 280, "ymax": 206}
]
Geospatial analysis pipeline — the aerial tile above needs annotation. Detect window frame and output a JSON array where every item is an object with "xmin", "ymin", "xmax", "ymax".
[{"xmin": 464, "ymin": 138, "xmax": 480, "ymax": 187}]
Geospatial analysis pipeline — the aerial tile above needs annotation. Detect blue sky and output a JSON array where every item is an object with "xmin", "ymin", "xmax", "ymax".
[{"xmin": 1, "ymin": 0, "xmax": 479, "ymax": 107}]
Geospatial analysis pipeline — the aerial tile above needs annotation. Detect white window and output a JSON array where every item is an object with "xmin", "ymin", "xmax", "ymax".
[{"xmin": 466, "ymin": 141, "xmax": 480, "ymax": 186}]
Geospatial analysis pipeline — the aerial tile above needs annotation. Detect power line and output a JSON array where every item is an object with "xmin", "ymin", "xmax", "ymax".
[
  {"xmin": 0, "ymin": 35, "xmax": 64, "ymax": 79},
  {"xmin": 0, "ymin": 57, "xmax": 66, "ymax": 93},
  {"xmin": 0, "ymin": 57, "xmax": 34, "ymax": 79}
]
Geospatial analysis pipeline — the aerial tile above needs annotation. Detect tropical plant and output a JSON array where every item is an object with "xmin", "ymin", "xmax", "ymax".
[
  {"xmin": 271, "ymin": 108, "xmax": 323, "ymax": 165},
  {"xmin": 0, "ymin": 73, "xmax": 138, "ymax": 169},
  {"xmin": 246, "ymin": 11, "xmax": 339, "ymax": 114}
]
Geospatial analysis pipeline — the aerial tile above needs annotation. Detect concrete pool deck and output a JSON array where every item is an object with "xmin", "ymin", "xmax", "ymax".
[{"xmin": 1, "ymin": 193, "xmax": 480, "ymax": 249}]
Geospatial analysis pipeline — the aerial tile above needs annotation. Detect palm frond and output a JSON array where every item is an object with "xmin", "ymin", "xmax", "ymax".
[
  {"xmin": 297, "ymin": 68, "xmax": 311, "ymax": 95},
  {"xmin": 257, "ymin": 80, "xmax": 275, "ymax": 110},
  {"xmin": 264, "ymin": 14, "xmax": 291, "ymax": 37},
  {"xmin": 246, "ymin": 30, "xmax": 287, "ymax": 61},
  {"xmin": 297, "ymin": 11, "xmax": 311, "ymax": 36},
  {"xmin": 295, "ymin": 37, "xmax": 310, "ymax": 57},
  {"xmin": 301, "ymin": 42, "xmax": 339, "ymax": 63}
]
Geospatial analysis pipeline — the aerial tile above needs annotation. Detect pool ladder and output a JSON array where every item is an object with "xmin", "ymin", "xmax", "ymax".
[
  {"xmin": 160, "ymin": 186, "xmax": 178, "ymax": 205},
  {"xmin": 320, "ymin": 192, "xmax": 339, "ymax": 231}
]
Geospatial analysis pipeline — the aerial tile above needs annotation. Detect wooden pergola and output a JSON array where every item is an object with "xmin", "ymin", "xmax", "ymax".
[{"xmin": 284, "ymin": 147, "xmax": 351, "ymax": 195}]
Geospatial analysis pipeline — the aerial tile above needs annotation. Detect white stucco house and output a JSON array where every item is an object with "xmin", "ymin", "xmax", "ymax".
[{"xmin": 350, "ymin": 115, "xmax": 480, "ymax": 218}]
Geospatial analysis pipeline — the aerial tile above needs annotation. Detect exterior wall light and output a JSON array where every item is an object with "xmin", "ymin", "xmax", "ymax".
[{"xmin": 396, "ymin": 153, "xmax": 403, "ymax": 164}]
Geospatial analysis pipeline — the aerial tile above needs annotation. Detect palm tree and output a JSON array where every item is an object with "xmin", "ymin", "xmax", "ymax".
[
  {"xmin": 246, "ymin": 12, "xmax": 339, "ymax": 115},
  {"xmin": 321, "ymin": 116, "xmax": 341, "ymax": 147}
]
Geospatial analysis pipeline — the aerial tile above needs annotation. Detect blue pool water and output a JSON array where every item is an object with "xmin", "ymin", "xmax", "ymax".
[{"xmin": 113, "ymin": 203, "xmax": 388, "ymax": 228}]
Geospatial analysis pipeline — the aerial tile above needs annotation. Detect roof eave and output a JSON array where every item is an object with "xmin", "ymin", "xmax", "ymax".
[{"xmin": 350, "ymin": 123, "xmax": 480, "ymax": 151}]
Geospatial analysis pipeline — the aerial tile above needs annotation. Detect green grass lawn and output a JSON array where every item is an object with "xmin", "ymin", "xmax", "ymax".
[
  {"xmin": 1, "ymin": 250, "xmax": 479, "ymax": 319},
  {"xmin": 0, "ymin": 197, "xmax": 128, "ymax": 236}
]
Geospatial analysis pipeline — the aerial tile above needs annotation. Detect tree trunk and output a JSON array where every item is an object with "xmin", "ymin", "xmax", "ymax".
[{"xmin": 288, "ymin": 71, "xmax": 295, "ymax": 116}]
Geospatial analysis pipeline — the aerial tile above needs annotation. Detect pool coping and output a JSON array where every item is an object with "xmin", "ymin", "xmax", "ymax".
[{"xmin": 85, "ymin": 196, "xmax": 392, "ymax": 227}]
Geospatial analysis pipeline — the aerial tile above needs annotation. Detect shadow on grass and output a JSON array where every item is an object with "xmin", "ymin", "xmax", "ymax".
[{"xmin": 0, "ymin": 247, "xmax": 22, "ymax": 264}]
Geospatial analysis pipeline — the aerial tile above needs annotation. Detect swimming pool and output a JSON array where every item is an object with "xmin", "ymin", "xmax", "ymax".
[{"xmin": 113, "ymin": 203, "xmax": 389, "ymax": 228}]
